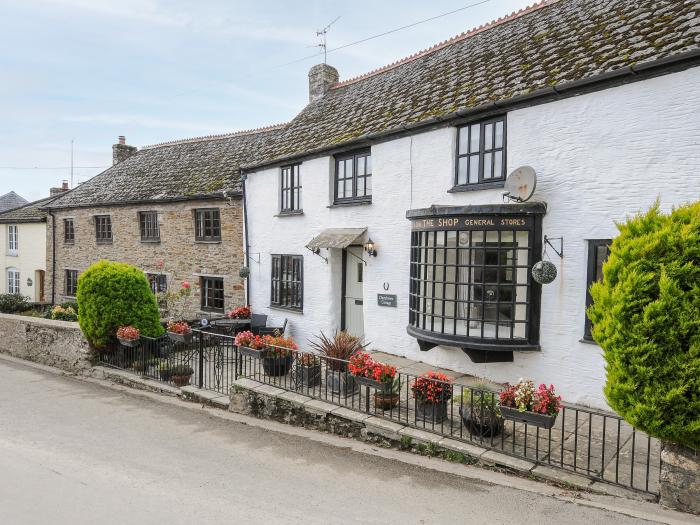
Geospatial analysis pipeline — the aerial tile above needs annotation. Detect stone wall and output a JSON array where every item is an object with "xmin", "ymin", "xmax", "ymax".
[
  {"xmin": 660, "ymin": 443, "xmax": 700, "ymax": 515},
  {"xmin": 46, "ymin": 198, "xmax": 246, "ymax": 318},
  {"xmin": 0, "ymin": 313, "xmax": 90, "ymax": 372}
]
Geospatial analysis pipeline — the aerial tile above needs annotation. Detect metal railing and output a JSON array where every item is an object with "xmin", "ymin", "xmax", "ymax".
[{"xmin": 98, "ymin": 331, "xmax": 660, "ymax": 496}]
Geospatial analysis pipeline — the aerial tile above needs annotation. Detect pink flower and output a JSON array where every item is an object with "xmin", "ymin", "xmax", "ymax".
[
  {"xmin": 181, "ymin": 281, "xmax": 190, "ymax": 290},
  {"xmin": 155, "ymin": 260, "xmax": 164, "ymax": 270}
]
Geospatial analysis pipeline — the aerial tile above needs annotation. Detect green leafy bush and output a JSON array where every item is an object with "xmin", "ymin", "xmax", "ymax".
[
  {"xmin": 0, "ymin": 293, "xmax": 31, "ymax": 314},
  {"xmin": 588, "ymin": 202, "xmax": 700, "ymax": 449},
  {"xmin": 77, "ymin": 260, "xmax": 164, "ymax": 349},
  {"xmin": 49, "ymin": 305, "xmax": 78, "ymax": 322}
]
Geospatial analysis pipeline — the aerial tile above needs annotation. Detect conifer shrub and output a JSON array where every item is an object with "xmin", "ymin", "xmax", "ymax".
[
  {"xmin": 77, "ymin": 260, "xmax": 164, "ymax": 349},
  {"xmin": 588, "ymin": 202, "xmax": 700, "ymax": 449}
]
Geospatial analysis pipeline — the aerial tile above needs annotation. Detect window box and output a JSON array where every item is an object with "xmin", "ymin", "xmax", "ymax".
[{"xmin": 498, "ymin": 405, "xmax": 558, "ymax": 429}]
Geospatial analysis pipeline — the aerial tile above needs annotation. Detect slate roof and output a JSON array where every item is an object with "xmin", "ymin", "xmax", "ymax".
[
  {"xmin": 246, "ymin": 0, "xmax": 700, "ymax": 168},
  {"xmin": 45, "ymin": 125, "xmax": 285, "ymax": 209},
  {"xmin": 0, "ymin": 191, "xmax": 29, "ymax": 213},
  {"xmin": 0, "ymin": 195, "xmax": 56, "ymax": 223}
]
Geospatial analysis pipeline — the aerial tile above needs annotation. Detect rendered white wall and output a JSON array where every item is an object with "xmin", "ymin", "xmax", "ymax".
[
  {"xmin": 0, "ymin": 222, "xmax": 48, "ymax": 300},
  {"xmin": 246, "ymin": 67, "xmax": 700, "ymax": 410}
]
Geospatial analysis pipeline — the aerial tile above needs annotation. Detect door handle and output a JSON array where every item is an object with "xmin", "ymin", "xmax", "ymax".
[{"xmin": 354, "ymin": 299, "xmax": 363, "ymax": 305}]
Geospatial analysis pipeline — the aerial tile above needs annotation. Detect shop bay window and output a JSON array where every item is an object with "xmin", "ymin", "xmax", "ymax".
[{"xmin": 407, "ymin": 204, "xmax": 545, "ymax": 362}]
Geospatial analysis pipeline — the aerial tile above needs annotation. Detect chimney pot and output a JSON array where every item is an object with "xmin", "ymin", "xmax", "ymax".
[
  {"xmin": 62, "ymin": 180, "xmax": 69, "ymax": 190},
  {"xmin": 50, "ymin": 180, "xmax": 70, "ymax": 196},
  {"xmin": 112, "ymin": 136, "xmax": 137, "ymax": 165},
  {"xmin": 308, "ymin": 63, "xmax": 339, "ymax": 102}
]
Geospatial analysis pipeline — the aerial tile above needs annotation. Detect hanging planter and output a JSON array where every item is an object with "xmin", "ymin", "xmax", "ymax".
[
  {"xmin": 531, "ymin": 260, "xmax": 557, "ymax": 284},
  {"xmin": 239, "ymin": 266, "xmax": 250, "ymax": 279}
]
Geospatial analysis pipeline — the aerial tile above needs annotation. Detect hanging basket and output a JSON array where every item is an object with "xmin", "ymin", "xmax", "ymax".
[
  {"xmin": 531, "ymin": 260, "xmax": 557, "ymax": 284},
  {"xmin": 239, "ymin": 266, "xmax": 250, "ymax": 278}
]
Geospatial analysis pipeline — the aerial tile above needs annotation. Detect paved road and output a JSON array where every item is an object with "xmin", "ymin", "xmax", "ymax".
[{"xmin": 0, "ymin": 359, "xmax": 659, "ymax": 525}]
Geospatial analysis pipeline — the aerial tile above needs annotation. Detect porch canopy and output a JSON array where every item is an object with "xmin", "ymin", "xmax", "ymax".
[{"xmin": 305, "ymin": 227, "xmax": 367, "ymax": 251}]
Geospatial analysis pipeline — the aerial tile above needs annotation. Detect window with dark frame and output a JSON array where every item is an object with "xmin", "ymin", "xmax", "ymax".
[
  {"xmin": 146, "ymin": 273, "xmax": 168, "ymax": 295},
  {"xmin": 280, "ymin": 164, "xmax": 302, "ymax": 213},
  {"xmin": 94, "ymin": 215, "xmax": 112, "ymax": 243},
  {"xmin": 65, "ymin": 269, "xmax": 78, "ymax": 297},
  {"xmin": 334, "ymin": 150, "xmax": 372, "ymax": 203},
  {"xmin": 455, "ymin": 116, "xmax": 506, "ymax": 187},
  {"xmin": 64, "ymin": 219, "xmax": 75, "ymax": 244},
  {"xmin": 584, "ymin": 239, "xmax": 611, "ymax": 340},
  {"xmin": 139, "ymin": 211, "xmax": 160, "ymax": 241},
  {"xmin": 200, "ymin": 276, "xmax": 224, "ymax": 311},
  {"xmin": 194, "ymin": 209, "xmax": 221, "ymax": 241},
  {"xmin": 271, "ymin": 254, "xmax": 303, "ymax": 311},
  {"xmin": 408, "ymin": 214, "xmax": 540, "ymax": 348}
]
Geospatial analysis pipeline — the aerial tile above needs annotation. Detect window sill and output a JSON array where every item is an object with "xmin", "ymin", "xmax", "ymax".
[
  {"xmin": 141, "ymin": 238, "xmax": 161, "ymax": 244},
  {"xmin": 96, "ymin": 240, "xmax": 113, "ymax": 245},
  {"xmin": 269, "ymin": 305, "xmax": 303, "ymax": 314},
  {"xmin": 6, "ymin": 252, "xmax": 18, "ymax": 257},
  {"xmin": 63, "ymin": 242, "xmax": 74, "ymax": 246},
  {"xmin": 194, "ymin": 240, "xmax": 222, "ymax": 244},
  {"xmin": 200, "ymin": 307, "xmax": 225, "ymax": 314},
  {"xmin": 448, "ymin": 180, "xmax": 506, "ymax": 193},
  {"xmin": 275, "ymin": 210, "xmax": 304, "ymax": 217},
  {"xmin": 328, "ymin": 199, "xmax": 372, "ymax": 208}
]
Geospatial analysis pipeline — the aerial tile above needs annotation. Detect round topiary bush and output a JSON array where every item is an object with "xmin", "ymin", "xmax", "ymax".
[
  {"xmin": 77, "ymin": 260, "xmax": 164, "ymax": 349},
  {"xmin": 588, "ymin": 202, "xmax": 699, "ymax": 449}
]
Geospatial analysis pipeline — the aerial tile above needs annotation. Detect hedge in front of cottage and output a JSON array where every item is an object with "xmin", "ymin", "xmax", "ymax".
[
  {"xmin": 588, "ymin": 202, "xmax": 700, "ymax": 449},
  {"xmin": 77, "ymin": 260, "xmax": 164, "ymax": 349}
]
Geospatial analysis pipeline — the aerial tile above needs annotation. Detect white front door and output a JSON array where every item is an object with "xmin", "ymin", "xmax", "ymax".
[{"xmin": 343, "ymin": 246, "xmax": 364, "ymax": 339}]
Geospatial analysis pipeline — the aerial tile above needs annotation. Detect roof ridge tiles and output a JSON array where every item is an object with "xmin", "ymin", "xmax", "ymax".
[
  {"xmin": 141, "ymin": 122, "xmax": 287, "ymax": 150},
  {"xmin": 331, "ymin": 0, "xmax": 560, "ymax": 89}
]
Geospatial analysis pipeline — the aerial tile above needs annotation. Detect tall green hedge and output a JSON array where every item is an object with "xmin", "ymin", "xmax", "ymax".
[
  {"xmin": 588, "ymin": 202, "xmax": 699, "ymax": 449},
  {"xmin": 77, "ymin": 260, "xmax": 164, "ymax": 349}
]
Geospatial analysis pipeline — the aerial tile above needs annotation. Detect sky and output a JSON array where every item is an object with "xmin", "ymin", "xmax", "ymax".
[{"xmin": 0, "ymin": 0, "xmax": 534, "ymax": 201}]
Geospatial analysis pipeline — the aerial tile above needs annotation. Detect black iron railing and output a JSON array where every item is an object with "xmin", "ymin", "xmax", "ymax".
[{"xmin": 98, "ymin": 331, "xmax": 660, "ymax": 496}]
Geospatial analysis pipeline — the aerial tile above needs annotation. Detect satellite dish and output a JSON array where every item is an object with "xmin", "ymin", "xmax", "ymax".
[{"xmin": 503, "ymin": 166, "xmax": 537, "ymax": 202}]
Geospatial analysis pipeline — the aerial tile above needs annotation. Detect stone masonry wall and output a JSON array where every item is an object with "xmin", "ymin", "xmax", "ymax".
[
  {"xmin": 46, "ymin": 198, "xmax": 246, "ymax": 318},
  {"xmin": 0, "ymin": 313, "xmax": 91, "ymax": 372},
  {"xmin": 660, "ymin": 443, "xmax": 700, "ymax": 514}
]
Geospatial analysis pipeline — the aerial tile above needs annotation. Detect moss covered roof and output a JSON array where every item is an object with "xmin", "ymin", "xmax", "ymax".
[
  {"xmin": 0, "ymin": 195, "xmax": 56, "ymax": 223},
  {"xmin": 248, "ymin": 0, "xmax": 699, "ymax": 167},
  {"xmin": 45, "ymin": 126, "xmax": 285, "ymax": 209}
]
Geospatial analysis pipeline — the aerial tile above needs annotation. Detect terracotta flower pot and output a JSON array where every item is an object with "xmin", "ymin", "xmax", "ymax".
[{"xmin": 374, "ymin": 392, "xmax": 400, "ymax": 410}]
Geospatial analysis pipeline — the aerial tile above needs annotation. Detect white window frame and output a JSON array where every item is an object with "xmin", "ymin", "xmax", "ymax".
[
  {"xmin": 7, "ymin": 268, "xmax": 20, "ymax": 294},
  {"xmin": 7, "ymin": 225, "xmax": 18, "ymax": 255}
]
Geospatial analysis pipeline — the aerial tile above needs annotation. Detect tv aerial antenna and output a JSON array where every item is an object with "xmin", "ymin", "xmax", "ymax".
[
  {"xmin": 314, "ymin": 16, "xmax": 341, "ymax": 64},
  {"xmin": 503, "ymin": 166, "xmax": 537, "ymax": 203}
]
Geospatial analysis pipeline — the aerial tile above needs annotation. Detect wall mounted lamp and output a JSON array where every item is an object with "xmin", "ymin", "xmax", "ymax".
[{"xmin": 365, "ymin": 239, "xmax": 377, "ymax": 257}]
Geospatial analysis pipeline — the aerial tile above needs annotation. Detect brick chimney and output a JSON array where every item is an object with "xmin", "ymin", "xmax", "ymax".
[
  {"xmin": 112, "ymin": 135, "xmax": 137, "ymax": 165},
  {"xmin": 50, "ymin": 180, "xmax": 70, "ymax": 196},
  {"xmin": 308, "ymin": 63, "xmax": 339, "ymax": 102}
]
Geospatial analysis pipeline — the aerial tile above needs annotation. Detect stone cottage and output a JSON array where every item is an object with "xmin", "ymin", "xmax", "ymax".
[
  {"xmin": 45, "ymin": 128, "xmax": 283, "ymax": 318},
  {"xmin": 241, "ymin": 0, "xmax": 700, "ymax": 409}
]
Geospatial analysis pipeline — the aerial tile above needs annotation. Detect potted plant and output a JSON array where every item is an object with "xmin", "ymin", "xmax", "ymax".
[
  {"xmin": 167, "ymin": 320, "xmax": 193, "ymax": 343},
  {"xmin": 411, "ymin": 372, "xmax": 453, "ymax": 424},
  {"xmin": 348, "ymin": 352, "xmax": 400, "ymax": 407},
  {"xmin": 374, "ymin": 376, "xmax": 401, "ymax": 410},
  {"xmin": 116, "ymin": 325, "xmax": 141, "ymax": 347},
  {"xmin": 309, "ymin": 331, "xmax": 367, "ymax": 397},
  {"xmin": 227, "ymin": 305, "xmax": 251, "ymax": 319},
  {"xmin": 235, "ymin": 330, "xmax": 266, "ymax": 358},
  {"xmin": 157, "ymin": 360, "xmax": 172, "ymax": 381},
  {"xmin": 454, "ymin": 389, "xmax": 503, "ymax": 437},
  {"xmin": 171, "ymin": 364, "xmax": 194, "ymax": 387},
  {"xmin": 294, "ymin": 353, "xmax": 323, "ymax": 388},
  {"xmin": 261, "ymin": 335, "xmax": 297, "ymax": 377},
  {"xmin": 498, "ymin": 379, "xmax": 562, "ymax": 429}
]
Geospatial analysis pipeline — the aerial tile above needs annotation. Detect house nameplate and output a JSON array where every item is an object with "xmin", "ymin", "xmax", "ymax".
[{"xmin": 377, "ymin": 294, "xmax": 397, "ymax": 307}]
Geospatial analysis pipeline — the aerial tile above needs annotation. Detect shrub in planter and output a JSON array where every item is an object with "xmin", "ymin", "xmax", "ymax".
[
  {"xmin": 294, "ymin": 353, "xmax": 322, "ymax": 388},
  {"xmin": 171, "ymin": 364, "xmax": 194, "ymax": 387},
  {"xmin": 227, "ymin": 305, "xmax": 251, "ymax": 319},
  {"xmin": 77, "ymin": 260, "xmax": 164, "ymax": 350},
  {"xmin": 588, "ymin": 202, "xmax": 700, "ymax": 449},
  {"xmin": 454, "ymin": 390, "xmax": 503, "ymax": 437},
  {"xmin": 310, "ymin": 331, "xmax": 367, "ymax": 397},
  {"xmin": 411, "ymin": 372, "xmax": 453, "ymax": 424},
  {"xmin": 116, "ymin": 325, "xmax": 140, "ymax": 347},
  {"xmin": 498, "ymin": 379, "xmax": 561, "ymax": 429},
  {"xmin": 348, "ymin": 352, "xmax": 401, "ymax": 408},
  {"xmin": 167, "ymin": 320, "xmax": 193, "ymax": 343},
  {"xmin": 0, "ymin": 293, "xmax": 30, "ymax": 314}
]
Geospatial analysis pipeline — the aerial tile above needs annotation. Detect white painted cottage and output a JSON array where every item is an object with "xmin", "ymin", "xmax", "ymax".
[{"xmin": 242, "ymin": 0, "xmax": 700, "ymax": 409}]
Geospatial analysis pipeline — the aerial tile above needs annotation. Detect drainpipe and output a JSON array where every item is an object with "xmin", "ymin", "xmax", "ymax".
[
  {"xmin": 241, "ymin": 172, "xmax": 251, "ymax": 305},
  {"xmin": 48, "ymin": 209, "xmax": 56, "ymax": 305}
]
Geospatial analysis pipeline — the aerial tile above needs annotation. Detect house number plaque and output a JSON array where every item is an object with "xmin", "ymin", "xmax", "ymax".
[{"xmin": 377, "ymin": 294, "xmax": 397, "ymax": 307}]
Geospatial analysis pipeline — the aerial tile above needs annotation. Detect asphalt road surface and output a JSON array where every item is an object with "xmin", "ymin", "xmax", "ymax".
[{"xmin": 0, "ymin": 359, "xmax": 662, "ymax": 525}]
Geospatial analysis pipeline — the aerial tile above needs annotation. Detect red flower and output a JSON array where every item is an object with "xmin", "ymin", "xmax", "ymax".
[
  {"xmin": 181, "ymin": 281, "xmax": 190, "ymax": 290},
  {"xmin": 116, "ymin": 325, "xmax": 140, "ymax": 341},
  {"xmin": 411, "ymin": 372, "xmax": 452, "ymax": 403}
]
